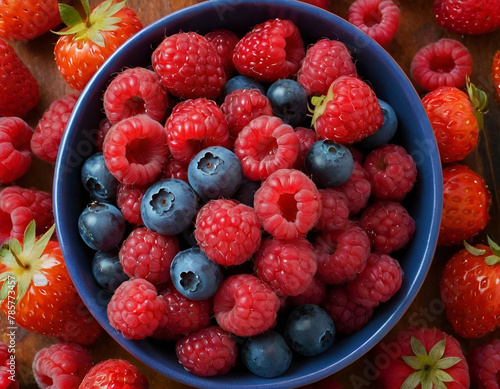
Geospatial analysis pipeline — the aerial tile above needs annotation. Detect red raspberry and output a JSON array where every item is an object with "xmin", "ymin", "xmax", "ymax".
[
  {"xmin": 95, "ymin": 118, "xmax": 112, "ymax": 152},
  {"xmin": 312, "ymin": 75, "xmax": 384, "ymax": 144},
  {"xmin": 30, "ymin": 93, "xmax": 79, "ymax": 163},
  {"xmin": 32, "ymin": 342, "xmax": 93, "ymax": 389},
  {"xmin": 165, "ymin": 98, "xmax": 230, "ymax": 163},
  {"xmin": 347, "ymin": 0, "xmax": 400, "ymax": 48},
  {"xmin": 360, "ymin": 200, "xmax": 416, "ymax": 254},
  {"xmin": 152, "ymin": 31, "xmax": 226, "ymax": 100},
  {"xmin": 232, "ymin": 18, "xmax": 305, "ymax": 83},
  {"xmin": 0, "ymin": 342, "xmax": 18, "ymax": 389},
  {"xmin": 335, "ymin": 161, "xmax": 371, "ymax": 215},
  {"xmin": 103, "ymin": 66, "xmax": 169, "ymax": 124},
  {"xmin": 363, "ymin": 143, "xmax": 417, "ymax": 201},
  {"xmin": 107, "ymin": 278, "xmax": 166, "ymax": 339},
  {"xmin": 103, "ymin": 114, "xmax": 169, "ymax": 186},
  {"xmin": 253, "ymin": 168, "xmax": 322, "ymax": 240},
  {"xmin": 175, "ymin": 326, "xmax": 238, "ymax": 377},
  {"xmin": 0, "ymin": 367, "xmax": 18, "ymax": 389},
  {"xmin": 410, "ymin": 38, "xmax": 473, "ymax": 92},
  {"xmin": 287, "ymin": 276, "xmax": 326, "ymax": 306},
  {"xmin": 467, "ymin": 338, "xmax": 500, "ymax": 389},
  {"xmin": 119, "ymin": 227, "xmax": 180, "ymax": 286},
  {"xmin": 254, "ymin": 237, "xmax": 318, "ymax": 297},
  {"xmin": 116, "ymin": 182, "xmax": 146, "ymax": 225},
  {"xmin": 0, "ymin": 117, "xmax": 34, "ymax": 184},
  {"xmin": 194, "ymin": 199, "xmax": 262, "ymax": 267},
  {"xmin": 314, "ymin": 223, "xmax": 371, "ymax": 285},
  {"xmin": 220, "ymin": 88, "xmax": 273, "ymax": 139},
  {"xmin": 153, "ymin": 281, "xmax": 213, "ymax": 341},
  {"xmin": 315, "ymin": 188, "xmax": 350, "ymax": 232},
  {"xmin": 213, "ymin": 273, "xmax": 280, "ymax": 337},
  {"xmin": 0, "ymin": 186, "xmax": 53, "ymax": 243},
  {"xmin": 296, "ymin": 38, "xmax": 357, "ymax": 96},
  {"xmin": 347, "ymin": 252, "xmax": 404, "ymax": 308},
  {"xmin": 161, "ymin": 156, "xmax": 189, "ymax": 182},
  {"xmin": 79, "ymin": 359, "xmax": 148, "ymax": 389},
  {"xmin": 292, "ymin": 126, "xmax": 317, "ymax": 170},
  {"xmin": 321, "ymin": 284, "xmax": 374, "ymax": 335},
  {"xmin": 298, "ymin": 0, "xmax": 329, "ymax": 9},
  {"xmin": 234, "ymin": 116, "xmax": 300, "ymax": 181},
  {"xmin": 205, "ymin": 28, "xmax": 239, "ymax": 78}
]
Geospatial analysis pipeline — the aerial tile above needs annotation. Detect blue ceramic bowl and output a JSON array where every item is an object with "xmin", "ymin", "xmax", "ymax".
[{"xmin": 53, "ymin": 1, "xmax": 442, "ymax": 387}]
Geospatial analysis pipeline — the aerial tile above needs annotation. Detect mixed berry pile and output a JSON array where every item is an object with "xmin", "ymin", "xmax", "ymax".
[{"xmin": 77, "ymin": 16, "xmax": 419, "ymax": 378}]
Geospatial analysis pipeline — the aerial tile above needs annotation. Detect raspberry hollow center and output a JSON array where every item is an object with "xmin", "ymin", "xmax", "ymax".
[
  {"xmin": 429, "ymin": 55, "xmax": 455, "ymax": 74},
  {"xmin": 257, "ymin": 138, "xmax": 278, "ymax": 159},
  {"xmin": 125, "ymin": 95, "xmax": 147, "ymax": 117},
  {"xmin": 126, "ymin": 138, "xmax": 155, "ymax": 165},
  {"xmin": 363, "ymin": 8, "xmax": 382, "ymax": 27},
  {"xmin": 278, "ymin": 193, "xmax": 298, "ymax": 222}
]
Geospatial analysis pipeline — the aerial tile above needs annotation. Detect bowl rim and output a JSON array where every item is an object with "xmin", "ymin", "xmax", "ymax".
[{"xmin": 53, "ymin": 0, "xmax": 443, "ymax": 387}]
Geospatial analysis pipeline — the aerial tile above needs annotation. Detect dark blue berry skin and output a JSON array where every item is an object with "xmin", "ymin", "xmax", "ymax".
[
  {"xmin": 188, "ymin": 146, "xmax": 243, "ymax": 201},
  {"xmin": 241, "ymin": 331, "xmax": 293, "ymax": 378},
  {"xmin": 92, "ymin": 249, "xmax": 129, "ymax": 292},
  {"xmin": 232, "ymin": 177, "xmax": 261, "ymax": 207},
  {"xmin": 141, "ymin": 179, "xmax": 198, "ymax": 236},
  {"xmin": 284, "ymin": 304, "xmax": 335, "ymax": 357},
  {"xmin": 170, "ymin": 247, "xmax": 223, "ymax": 300},
  {"xmin": 221, "ymin": 75, "xmax": 267, "ymax": 100},
  {"xmin": 357, "ymin": 99, "xmax": 398, "ymax": 150},
  {"xmin": 266, "ymin": 79, "xmax": 308, "ymax": 127},
  {"xmin": 304, "ymin": 140, "xmax": 354, "ymax": 188},
  {"xmin": 78, "ymin": 201, "xmax": 126, "ymax": 251},
  {"xmin": 81, "ymin": 152, "xmax": 120, "ymax": 202}
]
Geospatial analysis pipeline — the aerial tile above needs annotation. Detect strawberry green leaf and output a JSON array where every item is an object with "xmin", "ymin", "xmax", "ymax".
[
  {"xmin": 401, "ymin": 371, "xmax": 424, "ymax": 389},
  {"xmin": 428, "ymin": 339, "xmax": 446, "ymax": 361},
  {"xmin": 466, "ymin": 75, "xmax": 488, "ymax": 131},
  {"xmin": 81, "ymin": 0, "xmax": 91, "ymax": 20},
  {"xmin": 434, "ymin": 357, "xmax": 462, "ymax": 370},
  {"xmin": 410, "ymin": 336, "xmax": 427, "ymax": 357},
  {"xmin": 0, "ymin": 281, "xmax": 9, "ymax": 301},
  {"xmin": 464, "ymin": 240, "xmax": 486, "ymax": 256},
  {"xmin": 59, "ymin": 3, "xmax": 84, "ymax": 27}
]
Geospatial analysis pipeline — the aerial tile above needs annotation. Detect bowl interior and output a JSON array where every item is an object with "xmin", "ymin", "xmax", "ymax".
[{"xmin": 53, "ymin": 1, "xmax": 443, "ymax": 388}]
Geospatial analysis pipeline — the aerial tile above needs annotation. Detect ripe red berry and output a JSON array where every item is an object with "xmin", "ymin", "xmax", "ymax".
[
  {"xmin": 32, "ymin": 342, "xmax": 93, "ymax": 389},
  {"xmin": 232, "ymin": 18, "xmax": 305, "ymax": 83},
  {"xmin": 152, "ymin": 31, "xmax": 226, "ymax": 99},
  {"xmin": 254, "ymin": 168, "xmax": 322, "ymax": 240},
  {"xmin": 347, "ymin": 0, "xmax": 400, "ymax": 47},
  {"xmin": 315, "ymin": 188, "xmax": 350, "ymax": 232},
  {"xmin": 254, "ymin": 237, "xmax": 318, "ymax": 297},
  {"xmin": 103, "ymin": 66, "xmax": 169, "ymax": 124},
  {"xmin": 347, "ymin": 252, "xmax": 404, "ymax": 308},
  {"xmin": 176, "ymin": 326, "xmax": 238, "ymax": 377},
  {"xmin": 165, "ymin": 98, "xmax": 230, "ymax": 163},
  {"xmin": 0, "ymin": 117, "xmax": 34, "ymax": 184},
  {"xmin": 467, "ymin": 338, "xmax": 500, "ymax": 388},
  {"xmin": 410, "ymin": 38, "xmax": 473, "ymax": 92},
  {"xmin": 194, "ymin": 199, "xmax": 262, "ymax": 267},
  {"xmin": 314, "ymin": 223, "xmax": 371, "ymax": 285},
  {"xmin": 293, "ymin": 126, "xmax": 317, "ymax": 170},
  {"xmin": 287, "ymin": 276, "xmax": 326, "ymax": 306},
  {"xmin": 205, "ymin": 28, "xmax": 239, "ymax": 78},
  {"xmin": 234, "ymin": 116, "xmax": 300, "ymax": 181},
  {"xmin": 79, "ymin": 359, "xmax": 149, "ymax": 389},
  {"xmin": 116, "ymin": 182, "xmax": 147, "ymax": 225},
  {"xmin": 335, "ymin": 160, "xmax": 372, "ymax": 215},
  {"xmin": 363, "ymin": 143, "xmax": 417, "ymax": 201},
  {"xmin": 103, "ymin": 114, "xmax": 169, "ymax": 186},
  {"xmin": 214, "ymin": 273, "xmax": 280, "ymax": 337},
  {"xmin": 119, "ymin": 227, "xmax": 180, "ymax": 286},
  {"xmin": 107, "ymin": 278, "xmax": 167, "ymax": 339},
  {"xmin": 296, "ymin": 38, "xmax": 357, "ymax": 96},
  {"xmin": 30, "ymin": 93, "xmax": 79, "ymax": 163}
]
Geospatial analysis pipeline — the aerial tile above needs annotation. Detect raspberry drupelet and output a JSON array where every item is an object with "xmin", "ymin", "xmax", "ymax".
[
  {"xmin": 205, "ymin": 28, "xmax": 239, "ymax": 79},
  {"xmin": 253, "ymin": 168, "xmax": 322, "ymax": 240},
  {"xmin": 116, "ymin": 182, "xmax": 147, "ymax": 225}
]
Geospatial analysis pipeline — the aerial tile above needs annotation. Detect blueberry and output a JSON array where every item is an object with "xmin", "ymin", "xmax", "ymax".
[
  {"xmin": 266, "ymin": 79, "xmax": 308, "ymax": 127},
  {"xmin": 284, "ymin": 304, "xmax": 335, "ymax": 357},
  {"xmin": 170, "ymin": 247, "xmax": 223, "ymax": 300},
  {"xmin": 358, "ymin": 99, "xmax": 398, "ymax": 150},
  {"xmin": 241, "ymin": 331, "xmax": 293, "ymax": 378},
  {"xmin": 232, "ymin": 177, "xmax": 261, "ymax": 207},
  {"xmin": 92, "ymin": 249, "xmax": 129, "ymax": 292},
  {"xmin": 78, "ymin": 201, "xmax": 126, "ymax": 251},
  {"xmin": 141, "ymin": 179, "xmax": 198, "ymax": 236},
  {"xmin": 188, "ymin": 146, "xmax": 243, "ymax": 201},
  {"xmin": 221, "ymin": 75, "xmax": 267, "ymax": 100},
  {"xmin": 304, "ymin": 140, "xmax": 354, "ymax": 188},
  {"xmin": 81, "ymin": 152, "xmax": 120, "ymax": 202}
]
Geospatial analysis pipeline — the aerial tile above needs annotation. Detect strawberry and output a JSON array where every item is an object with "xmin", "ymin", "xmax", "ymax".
[
  {"xmin": 439, "ymin": 238, "xmax": 500, "ymax": 338},
  {"xmin": 79, "ymin": 359, "xmax": 149, "ymax": 388},
  {"xmin": 53, "ymin": 0, "xmax": 143, "ymax": 91},
  {"xmin": 0, "ymin": 39, "xmax": 40, "ymax": 118},
  {"xmin": 433, "ymin": 0, "xmax": 500, "ymax": 35},
  {"xmin": 492, "ymin": 50, "xmax": 500, "ymax": 103},
  {"xmin": 421, "ymin": 77, "xmax": 487, "ymax": 163},
  {"xmin": 0, "ymin": 221, "xmax": 102, "ymax": 345},
  {"xmin": 374, "ymin": 327, "xmax": 470, "ymax": 388},
  {"xmin": 0, "ymin": 0, "xmax": 62, "ymax": 41},
  {"xmin": 439, "ymin": 164, "xmax": 492, "ymax": 246}
]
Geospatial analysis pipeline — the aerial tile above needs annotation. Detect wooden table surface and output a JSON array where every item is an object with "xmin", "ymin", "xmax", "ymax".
[{"xmin": 2, "ymin": 0, "xmax": 500, "ymax": 387}]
